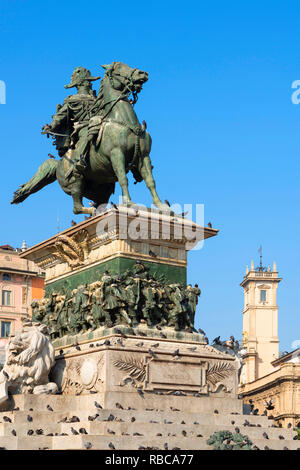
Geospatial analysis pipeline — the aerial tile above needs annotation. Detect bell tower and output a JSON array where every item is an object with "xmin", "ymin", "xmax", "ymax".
[{"xmin": 240, "ymin": 250, "xmax": 282, "ymax": 384}]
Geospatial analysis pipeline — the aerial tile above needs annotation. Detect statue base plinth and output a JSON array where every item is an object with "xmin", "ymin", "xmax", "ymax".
[
  {"xmin": 21, "ymin": 206, "xmax": 218, "ymax": 292},
  {"xmin": 49, "ymin": 330, "xmax": 241, "ymax": 415}
]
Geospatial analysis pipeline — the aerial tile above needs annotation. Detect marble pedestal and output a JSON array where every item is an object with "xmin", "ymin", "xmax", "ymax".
[{"xmin": 50, "ymin": 326, "xmax": 242, "ymax": 414}]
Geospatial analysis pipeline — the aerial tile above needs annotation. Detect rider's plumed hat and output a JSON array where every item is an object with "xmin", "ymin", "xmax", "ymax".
[{"xmin": 64, "ymin": 67, "xmax": 100, "ymax": 89}]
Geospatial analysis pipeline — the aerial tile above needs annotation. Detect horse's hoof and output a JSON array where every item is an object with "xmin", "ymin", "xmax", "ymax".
[{"xmin": 155, "ymin": 202, "xmax": 172, "ymax": 213}]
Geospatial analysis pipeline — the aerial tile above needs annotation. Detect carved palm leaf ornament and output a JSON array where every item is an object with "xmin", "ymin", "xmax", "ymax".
[
  {"xmin": 206, "ymin": 362, "xmax": 234, "ymax": 387},
  {"xmin": 113, "ymin": 356, "xmax": 146, "ymax": 384}
]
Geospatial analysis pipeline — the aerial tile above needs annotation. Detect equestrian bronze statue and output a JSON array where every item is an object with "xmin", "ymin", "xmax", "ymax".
[{"xmin": 11, "ymin": 63, "xmax": 170, "ymax": 215}]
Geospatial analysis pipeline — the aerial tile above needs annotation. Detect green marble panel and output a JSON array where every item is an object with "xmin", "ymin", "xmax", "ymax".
[{"xmin": 45, "ymin": 256, "xmax": 186, "ymax": 295}]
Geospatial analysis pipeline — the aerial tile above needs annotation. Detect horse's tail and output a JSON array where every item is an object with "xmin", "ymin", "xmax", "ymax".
[{"xmin": 11, "ymin": 158, "xmax": 58, "ymax": 204}]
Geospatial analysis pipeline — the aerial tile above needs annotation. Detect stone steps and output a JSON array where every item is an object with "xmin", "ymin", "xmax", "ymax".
[
  {"xmin": 0, "ymin": 408, "xmax": 270, "ymax": 426},
  {"xmin": 0, "ymin": 434, "xmax": 299, "ymax": 451},
  {"xmin": 0, "ymin": 419, "xmax": 295, "ymax": 441},
  {"xmin": 0, "ymin": 395, "xmax": 298, "ymax": 450}
]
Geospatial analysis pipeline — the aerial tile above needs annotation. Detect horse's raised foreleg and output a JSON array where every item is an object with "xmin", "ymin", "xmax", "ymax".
[
  {"xmin": 110, "ymin": 149, "xmax": 132, "ymax": 204},
  {"xmin": 139, "ymin": 155, "xmax": 169, "ymax": 210}
]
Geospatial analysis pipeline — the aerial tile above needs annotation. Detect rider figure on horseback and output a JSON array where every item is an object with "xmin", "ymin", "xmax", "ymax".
[{"xmin": 42, "ymin": 67, "xmax": 100, "ymax": 176}]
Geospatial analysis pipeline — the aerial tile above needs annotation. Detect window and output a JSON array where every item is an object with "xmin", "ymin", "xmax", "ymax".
[
  {"xmin": 2, "ymin": 290, "xmax": 12, "ymax": 306},
  {"xmin": 2, "ymin": 273, "xmax": 11, "ymax": 281},
  {"xmin": 22, "ymin": 287, "xmax": 27, "ymax": 305},
  {"xmin": 1, "ymin": 321, "xmax": 11, "ymax": 338},
  {"xmin": 260, "ymin": 290, "xmax": 267, "ymax": 302}
]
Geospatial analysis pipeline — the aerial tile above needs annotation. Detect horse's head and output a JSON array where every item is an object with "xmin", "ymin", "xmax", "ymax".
[{"xmin": 102, "ymin": 62, "xmax": 148, "ymax": 96}]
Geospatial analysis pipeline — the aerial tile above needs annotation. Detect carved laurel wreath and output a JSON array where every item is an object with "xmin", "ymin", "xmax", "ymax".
[{"xmin": 52, "ymin": 229, "xmax": 90, "ymax": 267}]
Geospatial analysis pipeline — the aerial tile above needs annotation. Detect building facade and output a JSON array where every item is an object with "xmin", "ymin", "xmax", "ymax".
[
  {"xmin": 0, "ymin": 244, "xmax": 45, "ymax": 365},
  {"xmin": 239, "ymin": 258, "xmax": 300, "ymax": 428},
  {"xmin": 240, "ymin": 259, "xmax": 281, "ymax": 383}
]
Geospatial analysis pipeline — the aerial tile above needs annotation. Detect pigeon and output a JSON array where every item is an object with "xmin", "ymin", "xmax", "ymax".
[
  {"xmin": 89, "ymin": 344, "xmax": 95, "ymax": 348},
  {"xmin": 71, "ymin": 427, "xmax": 79, "ymax": 435},
  {"xmin": 170, "ymin": 407, "xmax": 180, "ymax": 411},
  {"xmin": 106, "ymin": 414, "xmax": 115, "ymax": 422},
  {"xmin": 110, "ymin": 202, "xmax": 118, "ymax": 211},
  {"xmin": 207, "ymin": 222, "xmax": 212, "ymax": 228},
  {"xmin": 279, "ymin": 435, "xmax": 285, "ymax": 440},
  {"xmin": 172, "ymin": 349, "xmax": 180, "ymax": 356},
  {"xmin": 108, "ymin": 442, "xmax": 115, "ymax": 450},
  {"xmin": 2, "ymin": 370, "xmax": 9, "ymax": 380},
  {"xmin": 94, "ymin": 401, "xmax": 103, "ymax": 409},
  {"xmin": 136, "ymin": 342, "xmax": 144, "ymax": 347},
  {"xmin": 83, "ymin": 442, "xmax": 92, "ymax": 449},
  {"xmin": 182, "ymin": 430, "xmax": 187, "ymax": 437},
  {"xmin": 69, "ymin": 416, "xmax": 80, "ymax": 423},
  {"xmin": 116, "ymin": 403, "xmax": 123, "ymax": 409},
  {"xmin": 27, "ymin": 429, "xmax": 34, "ymax": 435},
  {"xmin": 151, "ymin": 343, "xmax": 159, "ymax": 348},
  {"xmin": 214, "ymin": 410, "xmax": 219, "ymax": 414},
  {"xmin": 78, "ymin": 427, "xmax": 88, "ymax": 435},
  {"xmin": 131, "ymin": 417, "xmax": 136, "ymax": 422},
  {"xmin": 263, "ymin": 432, "xmax": 269, "ymax": 439},
  {"xmin": 149, "ymin": 250, "xmax": 157, "ymax": 258},
  {"xmin": 148, "ymin": 348, "xmax": 157, "ymax": 358},
  {"xmin": 137, "ymin": 388, "xmax": 144, "ymax": 397},
  {"xmin": 212, "ymin": 336, "xmax": 222, "ymax": 345},
  {"xmin": 164, "ymin": 442, "xmax": 168, "ymax": 450},
  {"xmin": 160, "ymin": 332, "xmax": 167, "ymax": 339},
  {"xmin": 156, "ymin": 433, "xmax": 162, "ymax": 437},
  {"xmin": 75, "ymin": 345, "xmax": 81, "ymax": 351},
  {"xmin": 46, "ymin": 405, "xmax": 54, "ymax": 412},
  {"xmin": 235, "ymin": 427, "xmax": 240, "ymax": 434},
  {"xmin": 3, "ymin": 416, "xmax": 12, "ymax": 423},
  {"xmin": 114, "ymin": 328, "xmax": 126, "ymax": 337},
  {"xmin": 36, "ymin": 429, "xmax": 44, "ymax": 435},
  {"xmin": 11, "ymin": 430, "xmax": 16, "ymax": 436},
  {"xmin": 27, "ymin": 415, "xmax": 33, "ymax": 422},
  {"xmin": 71, "ymin": 220, "xmax": 77, "ymax": 226},
  {"xmin": 58, "ymin": 417, "xmax": 68, "ymax": 423},
  {"xmin": 88, "ymin": 414, "xmax": 99, "ymax": 422},
  {"xmin": 108, "ymin": 429, "xmax": 115, "ymax": 435},
  {"xmin": 164, "ymin": 200, "xmax": 171, "ymax": 207}
]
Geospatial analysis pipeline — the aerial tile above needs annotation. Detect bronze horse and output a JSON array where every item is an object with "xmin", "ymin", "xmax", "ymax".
[{"xmin": 12, "ymin": 62, "xmax": 169, "ymax": 215}]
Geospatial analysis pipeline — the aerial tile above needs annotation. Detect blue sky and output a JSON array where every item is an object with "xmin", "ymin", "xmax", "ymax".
[{"xmin": 0, "ymin": 0, "xmax": 300, "ymax": 352}]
